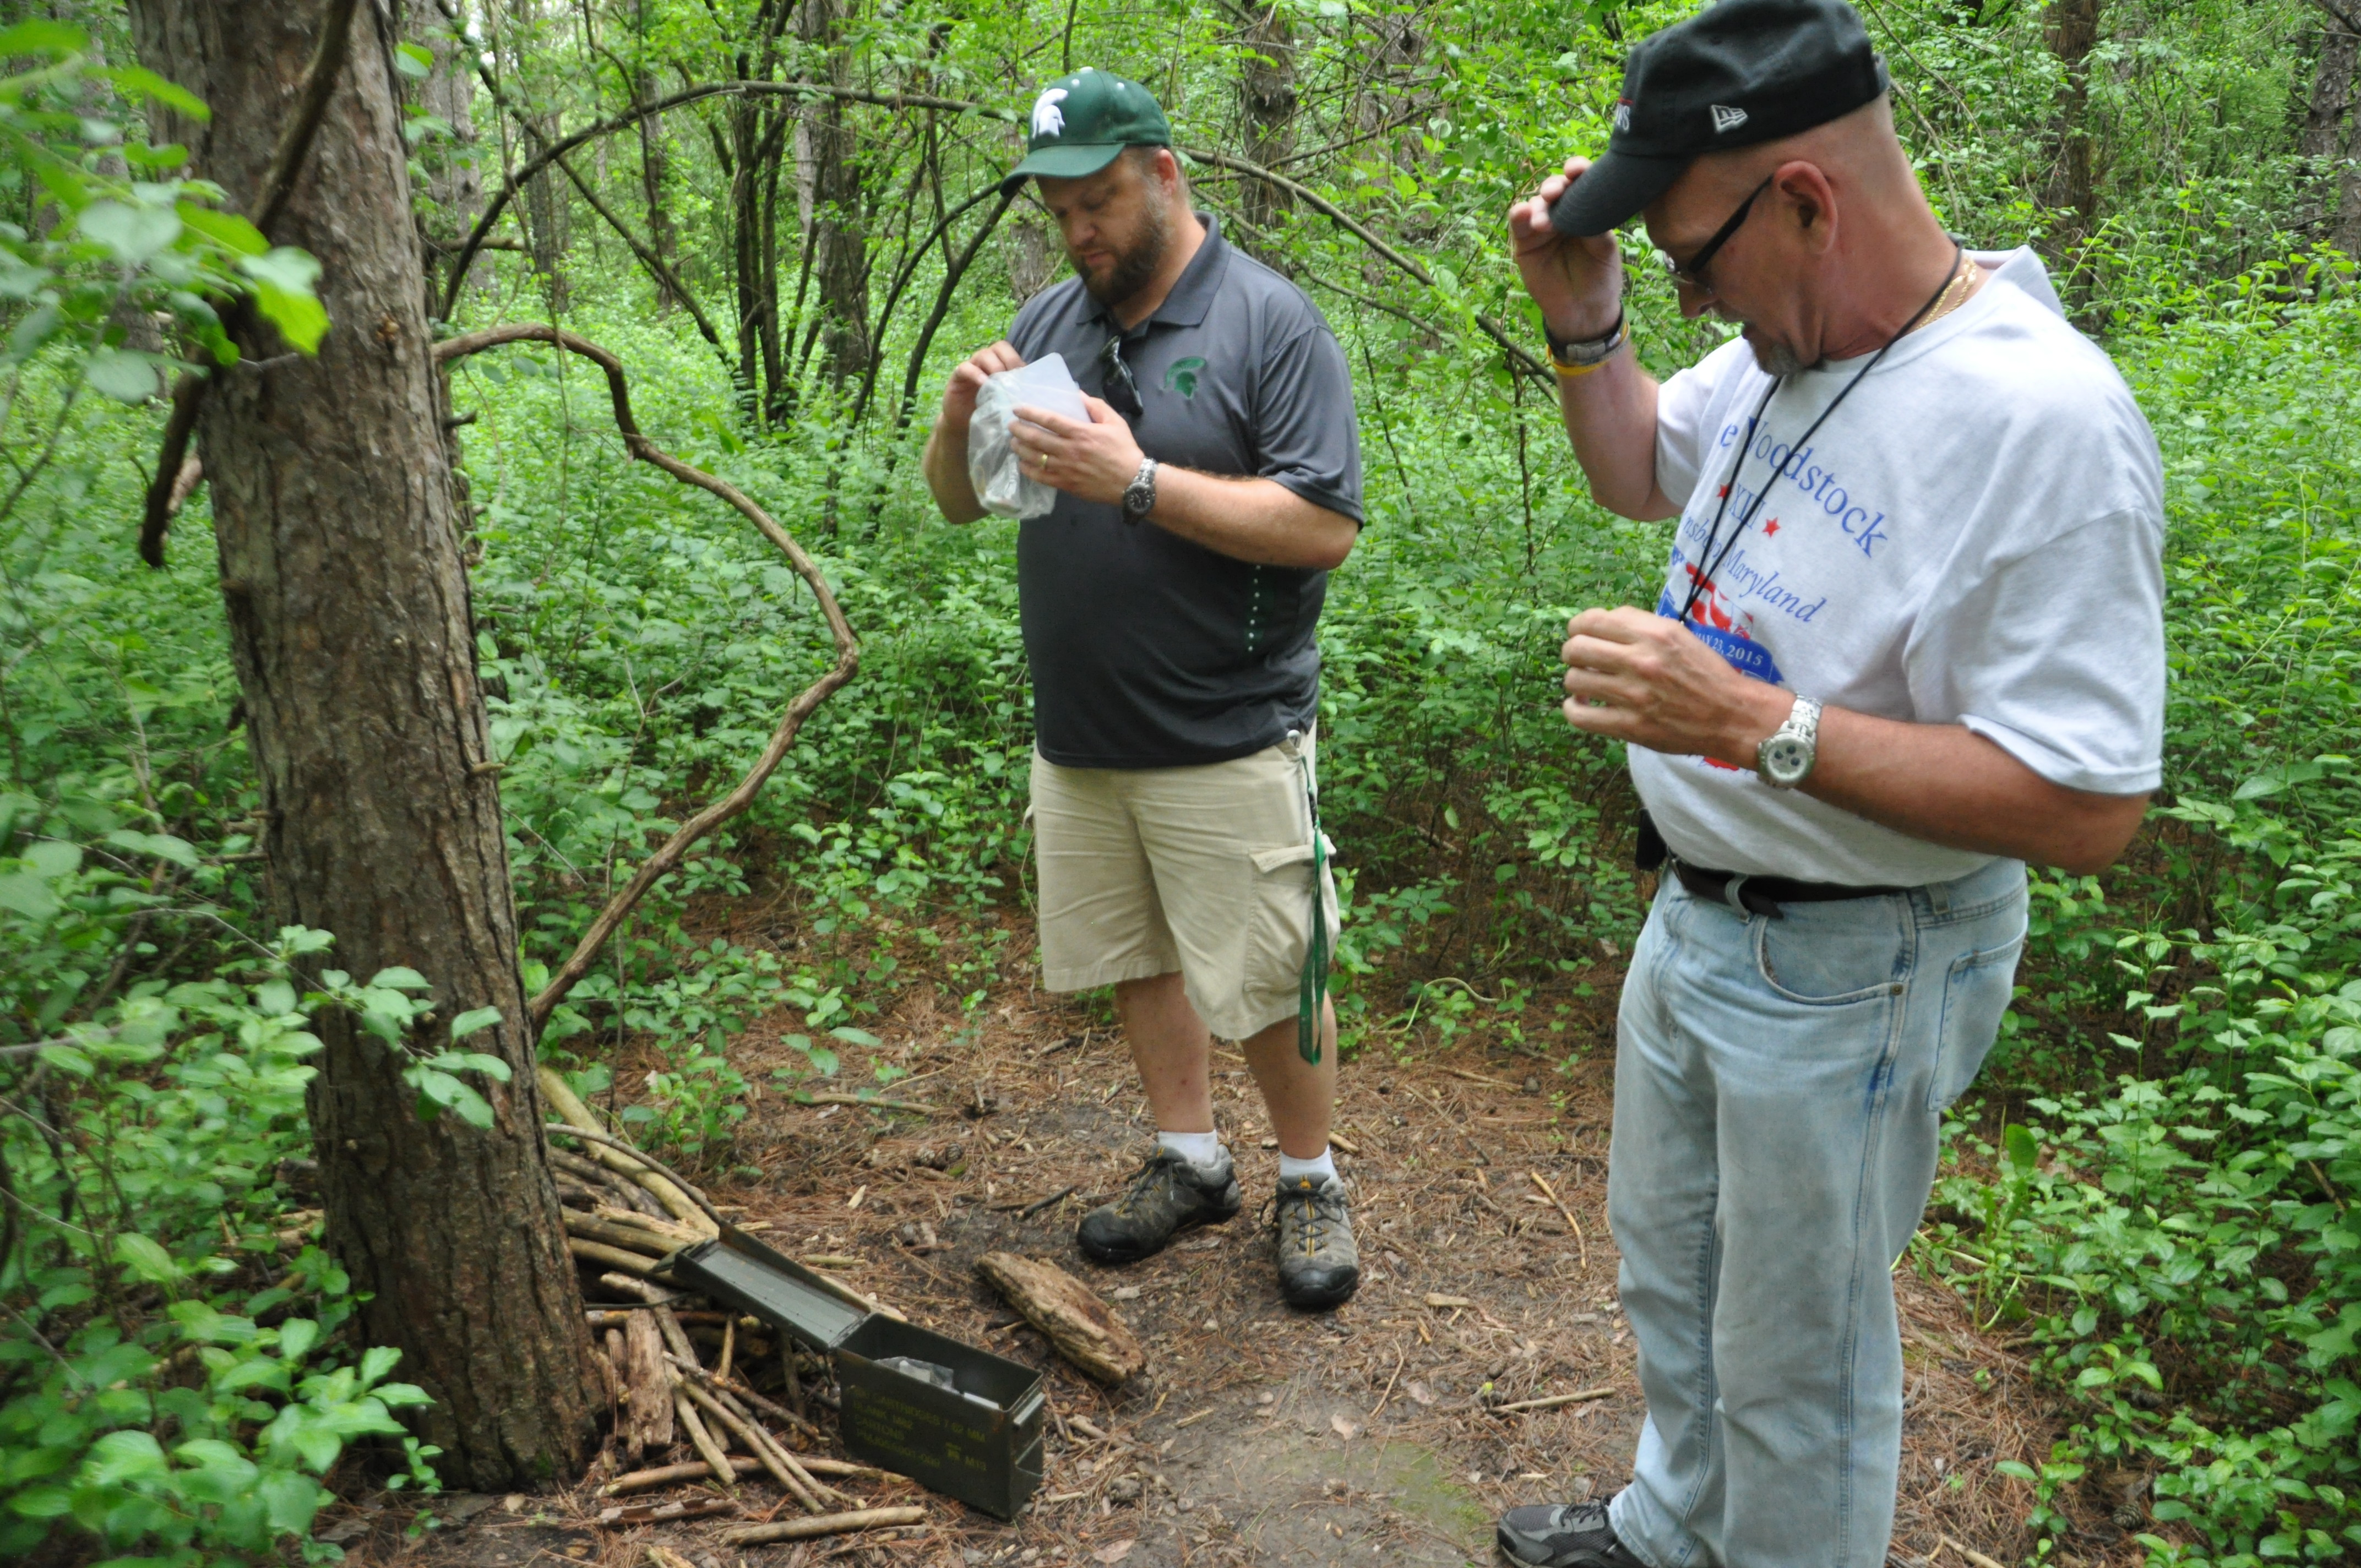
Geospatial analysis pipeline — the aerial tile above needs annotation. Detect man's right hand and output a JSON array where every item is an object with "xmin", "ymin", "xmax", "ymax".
[
  {"xmin": 1509, "ymin": 158, "xmax": 1625, "ymax": 342},
  {"xmin": 938, "ymin": 340, "xmax": 1028, "ymax": 437}
]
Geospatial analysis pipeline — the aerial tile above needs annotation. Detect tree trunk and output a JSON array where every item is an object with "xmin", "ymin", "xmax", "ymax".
[
  {"xmin": 1003, "ymin": 212, "xmax": 1053, "ymax": 301},
  {"xmin": 2302, "ymin": 26, "xmax": 2357, "ymax": 160},
  {"xmin": 634, "ymin": 55, "xmax": 677, "ymax": 311},
  {"xmin": 2338, "ymin": 98, "xmax": 2361, "ymax": 258},
  {"xmin": 404, "ymin": 0, "xmax": 482, "ymax": 282},
  {"xmin": 1237, "ymin": 1, "xmax": 1297, "ymax": 259},
  {"xmin": 799, "ymin": 0, "xmax": 869, "ymax": 390},
  {"xmin": 125, "ymin": 0, "xmax": 602, "ymax": 1490},
  {"xmin": 2045, "ymin": 0, "xmax": 2103, "ymax": 243}
]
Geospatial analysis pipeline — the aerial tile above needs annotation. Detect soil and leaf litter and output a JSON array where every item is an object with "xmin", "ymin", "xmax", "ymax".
[{"xmin": 324, "ymin": 950, "xmax": 2151, "ymax": 1568}]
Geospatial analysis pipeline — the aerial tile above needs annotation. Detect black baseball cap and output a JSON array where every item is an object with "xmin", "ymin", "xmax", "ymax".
[{"xmin": 1549, "ymin": 0, "xmax": 1889, "ymax": 237}]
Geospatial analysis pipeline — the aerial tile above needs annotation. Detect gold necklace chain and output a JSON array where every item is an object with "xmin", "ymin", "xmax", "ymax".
[{"xmin": 1914, "ymin": 256, "xmax": 1981, "ymax": 333}]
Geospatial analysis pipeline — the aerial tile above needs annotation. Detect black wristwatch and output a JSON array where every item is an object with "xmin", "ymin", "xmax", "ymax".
[{"xmin": 1121, "ymin": 458, "xmax": 1158, "ymax": 524}]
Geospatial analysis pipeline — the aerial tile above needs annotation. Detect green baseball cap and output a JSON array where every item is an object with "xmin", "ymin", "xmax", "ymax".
[{"xmin": 1002, "ymin": 68, "xmax": 1173, "ymax": 195}]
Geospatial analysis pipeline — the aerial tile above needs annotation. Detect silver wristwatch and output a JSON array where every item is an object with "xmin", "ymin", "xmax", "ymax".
[
  {"xmin": 1120, "ymin": 457, "xmax": 1158, "ymax": 524},
  {"xmin": 1756, "ymin": 696, "xmax": 1822, "ymax": 789}
]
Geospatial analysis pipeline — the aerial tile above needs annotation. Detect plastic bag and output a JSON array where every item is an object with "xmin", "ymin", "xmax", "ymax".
[{"xmin": 967, "ymin": 353, "xmax": 1089, "ymax": 519}]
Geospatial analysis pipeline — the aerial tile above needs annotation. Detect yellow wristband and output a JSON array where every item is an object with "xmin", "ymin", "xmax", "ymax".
[{"xmin": 1551, "ymin": 349, "xmax": 1619, "ymax": 379}]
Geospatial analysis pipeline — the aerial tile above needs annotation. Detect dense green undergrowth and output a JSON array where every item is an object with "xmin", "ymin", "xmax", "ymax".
[{"xmin": 8, "ymin": 0, "xmax": 2361, "ymax": 1561}]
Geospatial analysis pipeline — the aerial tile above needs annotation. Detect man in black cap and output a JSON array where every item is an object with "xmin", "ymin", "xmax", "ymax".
[
  {"xmin": 1493, "ymin": 1, "xmax": 2164, "ymax": 1564},
  {"xmin": 922, "ymin": 70, "xmax": 1367, "ymax": 1311}
]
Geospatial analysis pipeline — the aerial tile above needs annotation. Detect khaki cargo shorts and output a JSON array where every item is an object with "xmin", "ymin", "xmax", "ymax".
[{"xmin": 1029, "ymin": 727, "xmax": 1342, "ymax": 1042}]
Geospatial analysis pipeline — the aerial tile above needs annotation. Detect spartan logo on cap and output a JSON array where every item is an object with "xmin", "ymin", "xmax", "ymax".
[
  {"xmin": 1612, "ymin": 99, "xmax": 1633, "ymax": 133},
  {"xmin": 1032, "ymin": 86, "xmax": 1069, "ymax": 138},
  {"xmin": 1711, "ymin": 104, "xmax": 1749, "ymax": 134}
]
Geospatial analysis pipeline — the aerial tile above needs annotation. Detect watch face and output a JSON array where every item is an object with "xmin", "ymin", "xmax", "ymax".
[{"xmin": 1762, "ymin": 736, "xmax": 1812, "ymax": 785}]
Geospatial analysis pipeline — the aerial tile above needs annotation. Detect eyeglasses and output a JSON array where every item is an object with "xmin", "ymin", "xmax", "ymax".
[
  {"xmin": 1659, "ymin": 173, "xmax": 1775, "ymax": 294},
  {"xmin": 1100, "ymin": 335, "xmax": 1144, "ymax": 420}
]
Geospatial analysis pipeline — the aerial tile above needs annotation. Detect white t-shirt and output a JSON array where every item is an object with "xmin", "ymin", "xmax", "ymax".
[{"xmin": 1634, "ymin": 247, "xmax": 2164, "ymax": 886}]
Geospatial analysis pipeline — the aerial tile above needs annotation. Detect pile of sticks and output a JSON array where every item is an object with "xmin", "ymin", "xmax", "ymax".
[{"xmin": 543, "ymin": 1068, "xmax": 925, "ymax": 1548}]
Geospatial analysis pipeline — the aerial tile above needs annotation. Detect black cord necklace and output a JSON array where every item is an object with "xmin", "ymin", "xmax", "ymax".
[{"xmin": 1675, "ymin": 241, "xmax": 1966, "ymax": 627}]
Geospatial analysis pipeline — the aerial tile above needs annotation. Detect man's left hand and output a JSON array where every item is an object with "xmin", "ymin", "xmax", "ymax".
[
  {"xmin": 1560, "ymin": 606, "xmax": 1794, "ymax": 765},
  {"xmin": 1011, "ymin": 395, "xmax": 1144, "ymax": 507}
]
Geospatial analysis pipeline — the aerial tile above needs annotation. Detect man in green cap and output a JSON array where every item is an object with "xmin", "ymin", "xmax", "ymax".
[{"xmin": 921, "ymin": 70, "xmax": 1368, "ymax": 1311}]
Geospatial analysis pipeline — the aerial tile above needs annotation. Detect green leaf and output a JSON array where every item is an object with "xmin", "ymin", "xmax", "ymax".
[
  {"xmin": 0, "ymin": 871, "xmax": 60, "ymax": 920},
  {"xmin": 448, "ymin": 1005, "xmax": 503, "ymax": 1039},
  {"xmin": 84, "ymin": 347, "xmax": 165, "ymax": 402},
  {"xmin": 24, "ymin": 840, "xmax": 80, "ymax": 877},
  {"xmin": 247, "ymin": 270, "xmax": 328, "ymax": 353},
  {"xmin": 177, "ymin": 203, "xmax": 267, "ymax": 257},
  {"xmin": 395, "ymin": 41, "xmax": 434, "ymax": 78},
  {"xmin": 82, "ymin": 1429, "xmax": 167, "ymax": 1485},
  {"xmin": 0, "ymin": 20, "xmax": 86, "ymax": 57},
  {"xmin": 114, "ymin": 1232, "xmax": 182, "ymax": 1284},
  {"xmin": 103, "ymin": 65, "xmax": 210, "ymax": 121},
  {"xmin": 77, "ymin": 199, "xmax": 183, "ymax": 264},
  {"xmin": 2004, "ymin": 1123, "xmax": 2039, "ymax": 1176},
  {"xmin": 371, "ymin": 965, "xmax": 432, "ymax": 991},
  {"xmin": 278, "ymin": 1317, "xmax": 322, "ymax": 1361},
  {"xmin": 829, "ymin": 1026, "xmax": 882, "ymax": 1047}
]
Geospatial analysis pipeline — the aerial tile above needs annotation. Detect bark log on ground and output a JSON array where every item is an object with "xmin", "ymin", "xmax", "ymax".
[
  {"xmin": 123, "ymin": 0, "xmax": 598, "ymax": 1487},
  {"xmin": 621, "ymin": 1309, "xmax": 673, "ymax": 1457},
  {"xmin": 974, "ymin": 1251, "xmax": 1147, "ymax": 1385}
]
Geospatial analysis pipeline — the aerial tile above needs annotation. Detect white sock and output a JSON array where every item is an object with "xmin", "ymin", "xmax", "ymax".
[
  {"xmin": 1157, "ymin": 1130, "xmax": 1223, "ymax": 1169},
  {"xmin": 1277, "ymin": 1147, "xmax": 1337, "ymax": 1185}
]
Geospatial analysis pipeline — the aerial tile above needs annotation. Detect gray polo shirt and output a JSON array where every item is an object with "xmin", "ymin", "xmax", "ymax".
[{"xmin": 1005, "ymin": 217, "xmax": 1362, "ymax": 769}]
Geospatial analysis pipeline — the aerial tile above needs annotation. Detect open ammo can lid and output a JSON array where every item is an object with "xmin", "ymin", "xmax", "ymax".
[{"xmin": 668, "ymin": 1224, "xmax": 868, "ymax": 1351}]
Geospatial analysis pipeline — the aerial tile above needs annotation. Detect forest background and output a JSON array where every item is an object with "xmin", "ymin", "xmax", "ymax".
[{"xmin": 3, "ymin": 0, "xmax": 2360, "ymax": 1562}]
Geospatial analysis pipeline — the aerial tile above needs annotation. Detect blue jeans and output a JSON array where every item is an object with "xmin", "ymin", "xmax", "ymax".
[{"xmin": 1606, "ymin": 856, "xmax": 2027, "ymax": 1568}]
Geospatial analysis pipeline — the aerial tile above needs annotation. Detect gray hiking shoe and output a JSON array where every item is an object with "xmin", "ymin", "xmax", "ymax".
[
  {"xmin": 1272, "ymin": 1174, "xmax": 1361, "ymax": 1309},
  {"xmin": 1495, "ymin": 1499, "xmax": 1647, "ymax": 1567},
  {"xmin": 1077, "ymin": 1146, "xmax": 1242, "ymax": 1264}
]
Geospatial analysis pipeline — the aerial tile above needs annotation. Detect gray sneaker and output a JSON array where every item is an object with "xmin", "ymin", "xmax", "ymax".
[
  {"xmin": 1272, "ymin": 1174, "xmax": 1360, "ymax": 1309},
  {"xmin": 1495, "ymin": 1499, "xmax": 1646, "ymax": 1567},
  {"xmin": 1077, "ymin": 1146, "xmax": 1242, "ymax": 1264}
]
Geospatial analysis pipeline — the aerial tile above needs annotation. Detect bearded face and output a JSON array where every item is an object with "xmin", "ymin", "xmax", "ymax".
[{"xmin": 1038, "ymin": 153, "xmax": 1178, "ymax": 311}]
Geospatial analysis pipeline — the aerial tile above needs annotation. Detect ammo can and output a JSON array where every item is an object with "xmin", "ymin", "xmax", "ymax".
[{"xmin": 669, "ymin": 1226, "xmax": 1047, "ymax": 1520}]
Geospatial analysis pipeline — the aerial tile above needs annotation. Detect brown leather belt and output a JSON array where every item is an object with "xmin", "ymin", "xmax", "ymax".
[{"xmin": 1672, "ymin": 860, "xmax": 1906, "ymax": 919}]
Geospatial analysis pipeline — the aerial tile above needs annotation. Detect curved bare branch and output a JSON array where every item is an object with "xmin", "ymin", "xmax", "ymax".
[{"xmin": 431, "ymin": 324, "xmax": 861, "ymax": 1030}]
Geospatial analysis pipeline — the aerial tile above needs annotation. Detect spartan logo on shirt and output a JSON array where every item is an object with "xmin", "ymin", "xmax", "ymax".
[
  {"xmin": 1032, "ymin": 88, "xmax": 1069, "ymax": 139},
  {"xmin": 1711, "ymin": 104, "xmax": 1749, "ymax": 134},
  {"xmin": 1162, "ymin": 356, "xmax": 1206, "ymax": 398}
]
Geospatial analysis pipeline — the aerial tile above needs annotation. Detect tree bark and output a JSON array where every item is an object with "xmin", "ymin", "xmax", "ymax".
[
  {"xmin": 974, "ymin": 1251, "xmax": 1147, "ymax": 1385},
  {"xmin": 1237, "ymin": 1, "xmax": 1297, "ymax": 260},
  {"xmin": 799, "ymin": 0, "xmax": 869, "ymax": 390},
  {"xmin": 2045, "ymin": 0, "xmax": 2104, "ymax": 243},
  {"xmin": 125, "ymin": 0, "xmax": 601, "ymax": 1490},
  {"xmin": 2302, "ymin": 26, "xmax": 2357, "ymax": 160}
]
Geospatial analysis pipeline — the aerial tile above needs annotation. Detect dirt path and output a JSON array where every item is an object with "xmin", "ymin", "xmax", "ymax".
[{"xmin": 341, "ymin": 932, "xmax": 2145, "ymax": 1568}]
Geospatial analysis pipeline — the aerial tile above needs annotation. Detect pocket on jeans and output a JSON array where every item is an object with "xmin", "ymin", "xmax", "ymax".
[
  {"xmin": 1244, "ymin": 841, "xmax": 1340, "ymax": 998},
  {"xmin": 1752, "ymin": 900, "xmax": 1910, "ymax": 1005},
  {"xmin": 1927, "ymin": 935, "xmax": 2024, "ymax": 1112}
]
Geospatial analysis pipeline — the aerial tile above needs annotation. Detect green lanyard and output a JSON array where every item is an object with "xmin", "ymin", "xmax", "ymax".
[{"xmin": 1293, "ymin": 738, "xmax": 1329, "ymax": 1066}]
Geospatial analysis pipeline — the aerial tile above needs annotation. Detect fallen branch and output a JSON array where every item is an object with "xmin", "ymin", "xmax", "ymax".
[
  {"xmin": 567, "ymin": 1238, "xmax": 673, "ymax": 1279},
  {"xmin": 601, "ymin": 1456, "xmax": 763, "ymax": 1495},
  {"xmin": 430, "ymin": 327, "xmax": 859, "ymax": 1033},
  {"xmin": 792, "ymin": 1092, "xmax": 937, "ymax": 1114},
  {"xmin": 673, "ymin": 1390, "xmax": 738, "ymax": 1495},
  {"xmin": 1486, "ymin": 1385, "xmax": 1617, "ymax": 1415},
  {"xmin": 975, "ymin": 1252, "xmax": 1146, "ymax": 1385},
  {"xmin": 1527, "ymin": 1169, "xmax": 1590, "ymax": 1272},
  {"xmin": 678, "ymin": 1376, "xmax": 828, "ymax": 1513},
  {"xmin": 538, "ymin": 1092, "xmax": 717, "ymax": 1234},
  {"xmin": 595, "ymin": 1495, "xmax": 739, "ymax": 1527},
  {"xmin": 1937, "ymin": 1536, "xmax": 2008, "ymax": 1568},
  {"xmin": 720, "ymin": 1506, "xmax": 928, "ymax": 1547}
]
